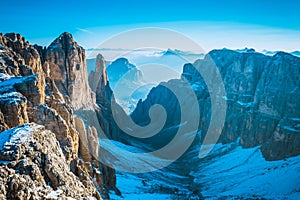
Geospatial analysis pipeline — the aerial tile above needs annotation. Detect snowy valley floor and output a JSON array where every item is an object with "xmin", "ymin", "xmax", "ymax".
[{"xmin": 104, "ymin": 140, "xmax": 300, "ymax": 199}]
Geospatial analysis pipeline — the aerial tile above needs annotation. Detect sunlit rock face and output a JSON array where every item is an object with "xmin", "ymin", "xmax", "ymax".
[
  {"xmin": 0, "ymin": 123, "xmax": 101, "ymax": 199},
  {"xmin": 89, "ymin": 53, "xmax": 108, "ymax": 93},
  {"xmin": 44, "ymin": 32, "xmax": 93, "ymax": 110},
  {"xmin": 0, "ymin": 33, "xmax": 44, "ymax": 76},
  {"xmin": 0, "ymin": 32, "xmax": 79, "ymax": 160},
  {"xmin": 0, "ymin": 32, "xmax": 120, "ymax": 199}
]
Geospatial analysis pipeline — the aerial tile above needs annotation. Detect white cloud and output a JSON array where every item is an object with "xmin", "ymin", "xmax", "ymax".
[{"xmin": 76, "ymin": 27, "xmax": 95, "ymax": 35}]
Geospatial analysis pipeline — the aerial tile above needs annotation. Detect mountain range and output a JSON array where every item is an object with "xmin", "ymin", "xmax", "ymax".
[{"xmin": 0, "ymin": 32, "xmax": 299, "ymax": 199}]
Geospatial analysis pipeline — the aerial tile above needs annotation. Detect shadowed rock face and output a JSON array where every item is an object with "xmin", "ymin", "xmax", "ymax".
[
  {"xmin": 131, "ymin": 49, "xmax": 300, "ymax": 161},
  {"xmin": 87, "ymin": 53, "xmax": 125, "ymax": 141},
  {"xmin": 106, "ymin": 57, "xmax": 142, "ymax": 88},
  {"xmin": 0, "ymin": 32, "xmax": 120, "ymax": 199}
]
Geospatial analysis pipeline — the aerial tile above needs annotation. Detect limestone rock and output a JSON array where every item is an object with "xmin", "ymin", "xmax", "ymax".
[
  {"xmin": 14, "ymin": 74, "xmax": 45, "ymax": 106},
  {"xmin": 36, "ymin": 104, "xmax": 78, "ymax": 161},
  {"xmin": 87, "ymin": 55, "xmax": 123, "ymax": 140},
  {"xmin": 45, "ymin": 32, "xmax": 93, "ymax": 110},
  {"xmin": 0, "ymin": 92, "xmax": 29, "ymax": 128},
  {"xmin": 74, "ymin": 117, "xmax": 92, "ymax": 162},
  {"xmin": 0, "ymin": 123, "xmax": 101, "ymax": 199},
  {"xmin": 0, "ymin": 32, "xmax": 119, "ymax": 198},
  {"xmin": 89, "ymin": 54, "xmax": 108, "ymax": 92},
  {"xmin": 44, "ymin": 32, "xmax": 119, "ymax": 195},
  {"xmin": 0, "ymin": 110, "xmax": 8, "ymax": 132},
  {"xmin": 3, "ymin": 33, "xmax": 44, "ymax": 75},
  {"xmin": 132, "ymin": 49, "xmax": 300, "ymax": 161}
]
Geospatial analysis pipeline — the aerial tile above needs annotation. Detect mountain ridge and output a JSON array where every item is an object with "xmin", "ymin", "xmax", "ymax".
[
  {"xmin": 1, "ymin": 31, "xmax": 300, "ymax": 199},
  {"xmin": 131, "ymin": 47, "xmax": 300, "ymax": 161},
  {"xmin": 0, "ymin": 32, "xmax": 121, "ymax": 199}
]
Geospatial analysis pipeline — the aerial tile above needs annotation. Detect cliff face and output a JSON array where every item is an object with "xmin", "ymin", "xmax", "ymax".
[
  {"xmin": 87, "ymin": 53, "xmax": 125, "ymax": 141},
  {"xmin": 131, "ymin": 49, "xmax": 300, "ymax": 161},
  {"xmin": 44, "ymin": 32, "xmax": 93, "ymax": 110},
  {"xmin": 0, "ymin": 33, "xmax": 44, "ymax": 76},
  {"xmin": 89, "ymin": 54, "xmax": 107, "ymax": 93},
  {"xmin": 0, "ymin": 32, "xmax": 77, "ymax": 161},
  {"xmin": 0, "ymin": 32, "xmax": 119, "ymax": 199}
]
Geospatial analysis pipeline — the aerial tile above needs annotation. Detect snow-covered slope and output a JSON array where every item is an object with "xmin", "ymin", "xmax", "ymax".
[
  {"xmin": 103, "ymin": 139, "xmax": 300, "ymax": 199},
  {"xmin": 195, "ymin": 143, "xmax": 300, "ymax": 199}
]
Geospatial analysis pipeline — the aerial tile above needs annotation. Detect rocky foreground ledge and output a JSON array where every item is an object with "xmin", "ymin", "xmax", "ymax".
[{"xmin": 0, "ymin": 123, "xmax": 100, "ymax": 199}]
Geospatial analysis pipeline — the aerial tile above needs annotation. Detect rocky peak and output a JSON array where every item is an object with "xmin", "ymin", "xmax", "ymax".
[
  {"xmin": 111, "ymin": 57, "xmax": 131, "ymax": 66},
  {"xmin": 48, "ymin": 32, "xmax": 76, "ymax": 51},
  {"xmin": 273, "ymin": 51, "xmax": 299, "ymax": 63},
  {"xmin": 108, "ymin": 57, "xmax": 136, "ymax": 73},
  {"xmin": 4, "ymin": 33, "xmax": 27, "ymax": 48},
  {"xmin": 0, "ymin": 33, "xmax": 44, "ymax": 76},
  {"xmin": 106, "ymin": 57, "xmax": 142, "ymax": 90},
  {"xmin": 95, "ymin": 54, "xmax": 106, "ymax": 74},
  {"xmin": 45, "ymin": 32, "xmax": 92, "ymax": 109},
  {"xmin": 4, "ymin": 33, "xmax": 25, "ymax": 41},
  {"xmin": 89, "ymin": 53, "xmax": 108, "ymax": 92},
  {"xmin": 274, "ymin": 51, "xmax": 293, "ymax": 57}
]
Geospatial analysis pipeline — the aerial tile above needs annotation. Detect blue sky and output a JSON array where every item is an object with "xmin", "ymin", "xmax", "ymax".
[{"xmin": 2, "ymin": 0, "xmax": 300, "ymax": 51}]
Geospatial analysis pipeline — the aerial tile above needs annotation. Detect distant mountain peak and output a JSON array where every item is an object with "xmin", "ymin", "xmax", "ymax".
[
  {"xmin": 221, "ymin": 47, "xmax": 256, "ymax": 53},
  {"xmin": 236, "ymin": 47, "xmax": 256, "ymax": 53},
  {"xmin": 111, "ymin": 57, "xmax": 136, "ymax": 69},
  {"xmin": 4, "ymin": 32, "xmax": 26, "ymax": 42}
]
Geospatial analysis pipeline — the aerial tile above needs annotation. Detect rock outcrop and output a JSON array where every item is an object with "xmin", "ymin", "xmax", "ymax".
[
  {"xmin": 0, "ymin": 33, "xmax": 44, "ymax": 76},
  {"xmin": 131, "ymin": 49, "xmax": 300, "ymax": 161},
  {"xmin": 43, "ymin": 33, "xmax": 120, "ymax": 196},
  {"xmin": 87, "ymin": 54, "xmax": 125, "ymax": 140},
  {"xmin": 0, "ymin": 32, "xmax": 120, "ymax": 199},
  {"xmin": 44, "ymin": 32, "xmax": 93, "ymax": 110},
  {"xmin": 89, "ymin": 54, "xmax": 108, "ymax": 93},
  {"xmin": 0, "ymin": 32, "xmax": 78, "ymax": 161},
  {"xmin": 0, "ymin": 123, "xmax": 100, "ymax": 199}
]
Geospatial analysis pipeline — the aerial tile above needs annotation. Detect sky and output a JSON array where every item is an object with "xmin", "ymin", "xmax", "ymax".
[{"xmin": 2, "ymin": 0, "xmax": 300, "ymax": 52}]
